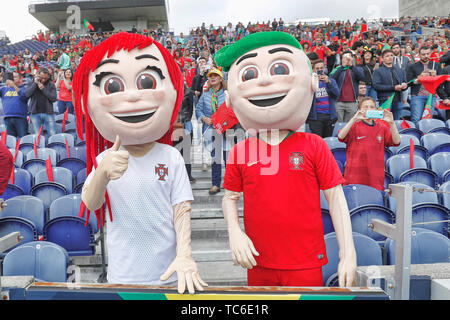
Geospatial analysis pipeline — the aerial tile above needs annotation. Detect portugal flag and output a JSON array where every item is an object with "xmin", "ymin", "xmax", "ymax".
[
  {"xmin": 421, "ymin": 94, "xmax": 434, "ymax": 119},
  {"xmin": 84, "ymin": 19, "xmax": 95, "ymax": 31}
]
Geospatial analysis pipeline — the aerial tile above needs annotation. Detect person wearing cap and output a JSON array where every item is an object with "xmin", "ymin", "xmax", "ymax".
[
  {"xmin": 327, "ymin": 36, "xmax": 341, "ymax": 71},
  {"xmin": 195, "ymin": 68, "xmax": 229, "ymax": 195},
  {"xmin": 216, "ymin": 31, "xmax": 356, "ymax": 287}
]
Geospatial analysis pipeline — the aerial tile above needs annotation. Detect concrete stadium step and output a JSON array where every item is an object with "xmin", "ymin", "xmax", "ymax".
[
  {"xmin": 190, "ymin": 217, "xmax": 244, "ymax": 239},
  {"xmin": 190, "ymin": 206, "xmax": 243, "ymax": 219}
]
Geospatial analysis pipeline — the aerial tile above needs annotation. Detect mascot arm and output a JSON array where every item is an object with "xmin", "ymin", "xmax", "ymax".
[
  {"xmin": 222, "ymin": 189, "xmax": 259, "ymax": 269},
  {"xmin": 160, "ymin": 200, "xmax": 208, "ymax": 294},
  {"xmin": 323, "ymin": 184, "xmax": 357, "ymax": 287}
]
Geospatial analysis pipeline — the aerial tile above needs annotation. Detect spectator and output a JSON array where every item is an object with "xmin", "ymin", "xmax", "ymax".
[
  {"xmin": 195, "ymin": 69, "xmax": 227, "ymax": 195},
  {"xmin": 392, "ymin": 43, "xmax": 411, "ymax": 73},
  {"xmin": 327, "ymin": 36, "xmax": 341, "ymax": 71},
  {"xmin": 58, "ymin": 48, "xmax": 71, "ymax": 70},
  {"xmin": 55, "ymin": 69, "xmax": 74, "ymax": 114},
  {"xmin": 330, "ymin": 50, "xmax": 365, "ymax": 122},
  {"xmin": 437, "ymin": 64, "xmax": 450, "ymax": 121},
  {"xmin": 25, "ymin": 68, "xmax": 57, "ymax": 136},
  {"xmin": 372, "ymin": 49, "xmax": 407, "ymax": 120},
  {"xmin": 357, "ymin": 81, "xmax": 367, "ymax": 102},
  {"xmin": 0, "ymin": 140, "xmax": 13, "ymax": 197},
  {"xmin": 191, "ymin": 56, "xmax": 209, "ymax": 100},
  {"xmin": 311, "ymin": 38, "xmax": 331, "ymax": 61},
  {"xmin": 358, "ymin": 47, "xmax": 379, "ymax": 101},
  {"xmin": 406, "ymin": 46, "xmax": 443, "ymax": 124},
  {"xmin": 338, "ymin": 97, "xmax": 400, "ymax": 191},
  {"xmin": 0, "ymin": 72, "xmax": 29, "ymax": 138},
  {"xmin": 306, "ymin": 59, "xmax": 340, "ymax": 138}
]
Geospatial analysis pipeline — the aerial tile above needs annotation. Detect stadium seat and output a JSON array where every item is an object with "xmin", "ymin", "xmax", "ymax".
[
  {"xmin": 386, "ymin": 154, "xmax": 438, "ymax": 188},
  {"xmin": 55, "ymin": 113, "xmax": 76, "ymax": 124},
  {"xmin": 411, "ymin": 203, "xmax": 450, "ymax": 236},
  {"xmin": 349, "ymin": 205, "xmax": 394, "ymax": 242},
  {"xmin": 20, "ymin": 134, "xmax": 46, "ymax": 148},
  {"xmin": 0, "ymin": 217, "xmax": 38, "ymax": 256},
  {"xmin": 439, "ymin": 182, "xmax": 450, "ymax": 208},
  {"xmin": 1, "ymin": 196, "xmax": 45, "ymax": 235},
  {"xmin": 57, "ymin": 157, "xmax": 86, "ymax": 177},
  {"xmin": 332, "ymin": 122, "xmax": 347, "ymax": 137},
  {"xmin": 33, "ymin": 167, "xmax": 73, "ymax": 194},
  {"xmin": 50, "ymin": 194, "xmax": 99, "ymax": 234},
  {"xmin": 21, "ymin": 158, "xmax": 46, "ymax": 179},
  {"xmin": 2, "ymin": 241, "xmax": 69, "ymax": 282},
  {"xmin": 421, "ymin": 133, "xmax": 450, "ymax": 156},
  {"xmin": 388, "ymin": 182, "xmax": 438, "ymax": 213},
  {"xmin": 9, "ymin": 148, "xmax": 23, "ymax": 167},
  {"xmin": 324, "ymin": 137, "xmax": 346, "ymax": 150},
  {"xmin": 385, "ymin": 171, "xmax": 394, "ymax": 189},
  {"xmin": 25, "ymin": 148, "xmax": 58, "ymax": 167},
  {"xmin": 331, "ymin": 148, "xmax": 346, "ymax": 167},
  {"xmin": 417, "ymin": 119, "xmax": 447, "ymax": 134},
  {"xmin": 427, "ymin": 152, "xmax": 450, "ymax": 185},
  {"xmin": 395, "ymin": 120, "xmax": 415, "ymax": 131},
  {"xmin": 396, "ymin": 144, "xmax": 429, "ymax": 161},
  {"xmin": 0, "ymin": 134, "xmax": 16, "ymax": 149},
  {"xmin": 1, "ymin": 184, "xmax": 25, "ymax": 200},
  {"xmin": 389, "ymin": 134, "xmax": 420, "ymax": 155},
  {"xmin": 47, "ymin": 133, "xmax": 75, "ymax": 158},
  {"xmin": 384, "ymin": 148, "xmax": 393, "ymax": 162},
  {"xmin": 386, "ymin": 228, "xmax": 450, "ymax": 265},
  {"xmin": 399, "ymin": 127, "xmax": 423, "ymax": 141},
  {"xmin": 322, "ymin": 209, "xmax": 334, "ymax": 235},
  {"xmin": 323, "ymin": 232, "xmax": 383, "ymax": 287},
  {"xmin": 342, "ymin": 184, "xmax": 385, "ymax": 211},
  {"xmin": 74, "ymin": 168, "xmax": 87, "ymax": 193},
  {"xmin": 320, "ymin": 190, "xmax": 329, "ymax": 210}
]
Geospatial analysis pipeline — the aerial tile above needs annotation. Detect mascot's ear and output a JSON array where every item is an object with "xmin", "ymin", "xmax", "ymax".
[{"xmin": 311, "ymin": 72, "xmax": 319, "ymax": 92}]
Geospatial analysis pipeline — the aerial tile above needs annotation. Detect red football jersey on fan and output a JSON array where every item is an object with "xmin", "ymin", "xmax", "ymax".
[
  {"xmin": 339, "ymin": 120, "xmax": 399, "ymax": 191},
  {"xmin": 223, "ymin": 132, "xmax": 345, "ymax": 270}
]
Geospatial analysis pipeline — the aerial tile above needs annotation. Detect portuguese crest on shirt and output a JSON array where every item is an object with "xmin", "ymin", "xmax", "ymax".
[
  {"xmin": 155, "ymin": 163, "xmax": 168, "ymax": 181},
  {"xmin": 376, "ymin": 134, "xmax": 383, "ymax": 143},
  {"xmin": 289, "ymin": 152, "xmax": 304, "ymax": 170}
]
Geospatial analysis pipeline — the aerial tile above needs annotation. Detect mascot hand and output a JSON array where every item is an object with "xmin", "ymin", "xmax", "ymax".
[
  {"xmin": 102, "ymin": 135, "xmax": 129, "ymax": 181},
  {"xmin": 160, "ymin": 256, "xmax": 208, "ymax": 294},
  {"xmin": 228, "ymin": 226, "xmax": 259, "ymax": 269},
  {"xmin": 337, "ymin": 253, "xmax": 357, "ymax": 287}
]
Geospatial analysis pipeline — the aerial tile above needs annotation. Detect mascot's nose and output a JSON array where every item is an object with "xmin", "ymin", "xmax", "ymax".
[
  {"xmin": 125, "ymin": 90, "xmax": 141, "ymax": 102},
  {"xmin": 257, "ymin": 77, "xmax": 273, "ymax": 87}
]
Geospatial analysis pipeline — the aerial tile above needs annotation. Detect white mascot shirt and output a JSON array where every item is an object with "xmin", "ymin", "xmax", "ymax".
[{"xmin": 85, "ymin": 143, "xmax": 194, "ymax": 285}]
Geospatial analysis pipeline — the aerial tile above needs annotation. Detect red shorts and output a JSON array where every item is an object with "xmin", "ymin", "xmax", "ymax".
[{"xmin": 247, "ymin": 266, "xmax": 323, "ymax": 287}]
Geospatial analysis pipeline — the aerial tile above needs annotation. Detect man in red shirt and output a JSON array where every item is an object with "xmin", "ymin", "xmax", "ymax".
[
  {"xmin": 338, "ymin": 97, "xmax": 401, "ymax": 190},
  {"xmin": 215, "ymin": 31, "xmax": 357, "ymax": 287}
]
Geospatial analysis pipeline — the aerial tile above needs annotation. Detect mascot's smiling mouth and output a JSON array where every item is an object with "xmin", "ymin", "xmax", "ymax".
[
  {"xmin": 248, "ymin": 92, "xmax": 288, "ymax": 107},
  {"xmin": 112, "ymin": 108, "xmax": 157, "ymax": 123}
]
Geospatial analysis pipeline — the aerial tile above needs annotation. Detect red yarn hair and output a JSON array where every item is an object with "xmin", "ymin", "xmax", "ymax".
[{"xmin": 73, "ymin": 32, "xmax": 184, "ymax": 228}]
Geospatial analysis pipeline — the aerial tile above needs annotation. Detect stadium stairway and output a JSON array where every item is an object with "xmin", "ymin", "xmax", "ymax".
[{"xmin": 71, "ymin": 119, "xmax": 247, "ymax": 286}]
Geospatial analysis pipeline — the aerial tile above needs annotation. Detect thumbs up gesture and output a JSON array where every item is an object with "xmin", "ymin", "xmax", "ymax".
[{"xmin": 101, "ymin": 135, "xmax": 129, "ymax": 181}]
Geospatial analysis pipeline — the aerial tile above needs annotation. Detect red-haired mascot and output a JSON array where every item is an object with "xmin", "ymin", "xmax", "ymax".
[{"xmin": 73, "ymin": 32, "xmax": 207, "ymax": 294}]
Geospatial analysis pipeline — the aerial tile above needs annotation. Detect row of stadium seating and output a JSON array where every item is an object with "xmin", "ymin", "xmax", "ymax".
[{"xmin": 0, "ymin": 39, "xmax": 54, "ymax": 56}]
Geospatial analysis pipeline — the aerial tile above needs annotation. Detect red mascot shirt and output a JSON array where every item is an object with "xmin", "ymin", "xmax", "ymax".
[{"xmin": 223, "ymin": 132, "xmax": 345, "ymax": 270}]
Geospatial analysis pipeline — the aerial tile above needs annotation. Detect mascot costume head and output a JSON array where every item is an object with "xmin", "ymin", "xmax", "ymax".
[
  {"xmin": 214, "ymin": 31, "xmax": 318, "ymax": 132},
  {"xmin": 73, "ymin": 32, "xmax": 184, "ymax": 226}
]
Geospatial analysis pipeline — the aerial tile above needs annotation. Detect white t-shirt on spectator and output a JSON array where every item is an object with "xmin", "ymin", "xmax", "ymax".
[{"xmin": 85, "ymin": 142, "xmax": 194, "ymax": 285}]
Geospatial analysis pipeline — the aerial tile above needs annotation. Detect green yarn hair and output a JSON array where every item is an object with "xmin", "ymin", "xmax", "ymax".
[{"xmin": 214, "ymin": 31, "xmax": 308, "ymax": 72}]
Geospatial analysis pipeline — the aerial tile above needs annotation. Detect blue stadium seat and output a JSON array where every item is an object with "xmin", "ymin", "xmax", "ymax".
[
  {"xmin": 386, "ymin": 228, "xmax": 450, "ymax": 265},
  {"xmin": 332, "ymin": 122, "xmax": 347, "ymax": 137},
  {"xmin": 2, "ymin": 184, "xmax": 25, "ymax": 200},
  {"xmin": 385, "ymin": 171, "xmax": 394, "ymax": 189},
  {"xmin": 427, "ymin": 152, "xmax": 450, "ymax": 185},
  {"xmin": 349, "ymin": 205, "xmax": 394, "ymax": 242},
  {"xmin": 2, "ymin": 196, "xmax": 45, "ymax": 235},
  {"xmin": 395, "ymin": 120, "xmax": 415, "ymax": 131},
  {"xmin": 384, "ymin": 148, "xmax": 393, "ymax": 162},
  {"xmin": 343, "ymin": 184, "xmax": 385, "ymax": 211},
  {"xmin": 0, "ymin": 217, "xmax": 38, "ymax": 256},
  {"xmin": 0, "ymin": 134, "xmax": 17, "ymax": 149},
  {"xmin": 331, "ymin": 148, "xmax": 346, "ymax": 167},
  {"xmin": 324, "ymin": 137, "xmax": 346, "ymax": 150},
  {"xmin": 396, "ymin": 145, "xmax": 429, "ymax": 161},
  {"xmin": 320, "ymin": 190, "xmax": 329, "ymax": 210},
  {"xmin": 389, "ymin": 134, "xmax": 420, "ymax": 155},
  {"xmin": 2, "ymin": 241, "xmax": 69, "ymax": 282},
  {"xmin": 20, "ymin": 134, "xmax": 46, "ymax": 148},
  {"xmin": 440, "ymin": 182, "xmax": 450, "ymax": 208},
  {"xmin": 21, "ymin": 158, "xmax": 46, "ymax": 179},
  {"xmin": 47, "ymin": 133, "xmax": 75, "ymax": 158},
  {"xmin": 34, "ymin": 167, "xmax": 73, "ymax": 194},
  {"xmin": 388, "ymin": 182, "xmax": 438, "ymax": 213},
  {"xmin": 323, "ymin": 232, "xmax": 383, "ymax": 287},
  {"xmin": 322, "ymin": 209, "xmax": 334, "ymax": 235},
  {"xmin": 411, "ymin": 203, "xmax": 449, "ymax": 235},
  {"xmin": 25, "ymin": 148, "xmax": 58, "ymax": 166},
  {"xmin": 57, "ymin": 157, "xmax": 86, "ymax": 178},
  {"xmin": 417, "ymin": 119, "xmax": 446, "ymax": 134},
  {"xmin": 421, "ymin": 133, "xmax": 450, "ymax": 156},
  {"xmin": 399, "ymin": 128, "xmax": 423, "ymax": 141},
  {"xmin": 9, "ymin": 148, "xmax": 23, "ymax": 168},
  {"xmin": 386, "ymin": 154, "xmax": 438, "ymax": 188},
  {"xmin": 74, "ymin": 168, "xmax": 87, "ymax": 193},
  {"xmin": 55, "ymin": 113, "xmax": 76, "ymax": 124},
  {"xmin": 446, "ymin": 119, "xmax": 450, "ymax": 128},
  {"xmin": 50, "ymin": 194, "xmax": 98, "ymax": 234}
]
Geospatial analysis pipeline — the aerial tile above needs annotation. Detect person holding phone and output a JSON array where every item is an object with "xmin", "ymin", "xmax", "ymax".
[
  {"xmin": 55, "ymin": 69, "xmax": 74, "ymax": 114},
  {"xmin": 307, "ymin": 59, "xmax": 340, "ymax": 138},
  {"xmin": 337, "ymin": 97, "xmax": 400, "ymax": 191}
]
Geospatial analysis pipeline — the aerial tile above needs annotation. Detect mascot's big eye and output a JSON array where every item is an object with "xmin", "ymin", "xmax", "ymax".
[
  {"xmin": 136, "ymin": 69, "xmax": 162, "ymax": 90},
  {"xmin": 269, "ymin": 60, "xmax": 293, "ymax": 76},
  {"xmin": 239, "ymin": 65, "xmax": 260, "ymax": 82},
  {"xmin": 100, "ymin": 75, "xmax": 125, "ymax": 95}
]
